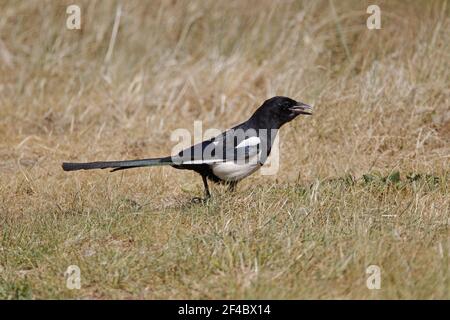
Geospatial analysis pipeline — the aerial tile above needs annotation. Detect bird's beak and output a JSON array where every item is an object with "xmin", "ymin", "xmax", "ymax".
[{"xmin": 289, "ymin": 102, "xmax": 313, "ymax": 115}]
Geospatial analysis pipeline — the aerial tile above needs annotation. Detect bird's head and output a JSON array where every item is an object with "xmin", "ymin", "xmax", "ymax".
[{"xmin": 251, "ymin": 96, "xmax": 312, "ymax": 128}]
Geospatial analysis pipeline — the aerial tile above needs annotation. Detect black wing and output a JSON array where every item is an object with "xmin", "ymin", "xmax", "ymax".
[{"xmin": 171, "ymin": 129, "xmax": 261, "ymax": 165}]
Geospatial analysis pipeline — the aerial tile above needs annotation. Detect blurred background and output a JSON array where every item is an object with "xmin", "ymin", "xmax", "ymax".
[{"xmin": 1, "ymin": 0, "xmax": 448, "ymax": 180}]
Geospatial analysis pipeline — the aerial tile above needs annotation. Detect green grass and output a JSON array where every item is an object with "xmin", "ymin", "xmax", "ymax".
[{"xmin": 1, "ymin": 172, "xmax": 448, "ymax": 299}]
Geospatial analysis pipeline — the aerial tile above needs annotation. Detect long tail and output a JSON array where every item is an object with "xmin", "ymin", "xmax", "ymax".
[{"xmin": 62, "ymin": 156, "xmax": 173, "ymax": 172}]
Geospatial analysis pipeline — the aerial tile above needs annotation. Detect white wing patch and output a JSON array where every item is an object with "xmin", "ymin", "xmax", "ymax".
[
  {"xmin": 181, "ymin": 159, "xmax": 221, "ymax": 165},
  {"xmin": 212, "ymin": 135, "xmax": 262, "ymax": 181},
  {"xmin": 177, "ymin": 136, "xmax": 261, "ymax": 176},
  {"xmin": 236, "ymin": 136, "xmax": 260, "ymax": 148}
]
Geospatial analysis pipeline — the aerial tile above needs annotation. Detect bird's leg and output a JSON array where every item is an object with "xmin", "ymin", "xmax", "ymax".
[
  {"xmin": 202, "ymin": 175, "xmax": 211, "ymax": 199},
  {"xmin": 191, "ymin": 175, "xmax": 211, "ymax": 204},
  {"xmin": 228, "ymin": 181, "xmax": 238, "ymax": 192}
]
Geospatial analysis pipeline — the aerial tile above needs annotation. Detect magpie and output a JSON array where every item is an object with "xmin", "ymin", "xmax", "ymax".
[{"xmin": 62, "ymin": 96, "xmax": 312, "ymax": 200}]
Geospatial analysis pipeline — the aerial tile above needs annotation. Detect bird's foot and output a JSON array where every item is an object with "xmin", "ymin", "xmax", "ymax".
[{"xmin": 190, "ymin": 196, "xmax": 210, "ymax": 204}]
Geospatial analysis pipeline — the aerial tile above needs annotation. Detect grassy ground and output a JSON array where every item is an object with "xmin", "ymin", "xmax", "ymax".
[{"xmin": 0, "ymin": 0, "xmax": 449, "ymax": 299}]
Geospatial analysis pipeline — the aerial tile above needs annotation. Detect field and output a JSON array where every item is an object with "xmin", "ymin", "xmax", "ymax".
[{"xmin": 0, "ymin": 0, "xmax": 449, "ymax": 299}]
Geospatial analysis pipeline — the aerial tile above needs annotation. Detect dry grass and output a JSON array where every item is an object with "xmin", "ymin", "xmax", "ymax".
[{"xmin": 0, "ymin": 0, "xmax": 449, "ymax": 299}]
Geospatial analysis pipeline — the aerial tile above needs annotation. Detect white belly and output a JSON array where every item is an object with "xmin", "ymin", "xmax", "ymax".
[{"xmin": 211, "ymin": 161, "xmax": 261, "ymax": 181}]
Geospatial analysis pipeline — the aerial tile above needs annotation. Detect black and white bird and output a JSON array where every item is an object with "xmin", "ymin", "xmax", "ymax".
[{"xmin": 62, "ymin": 96, "xmax": 312, "ymax": 200}]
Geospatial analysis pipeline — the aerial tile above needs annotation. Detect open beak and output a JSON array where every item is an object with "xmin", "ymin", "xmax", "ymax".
[{"xmin": 289, "ymin": 103, "xmax": 313, "ymax": 115}]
